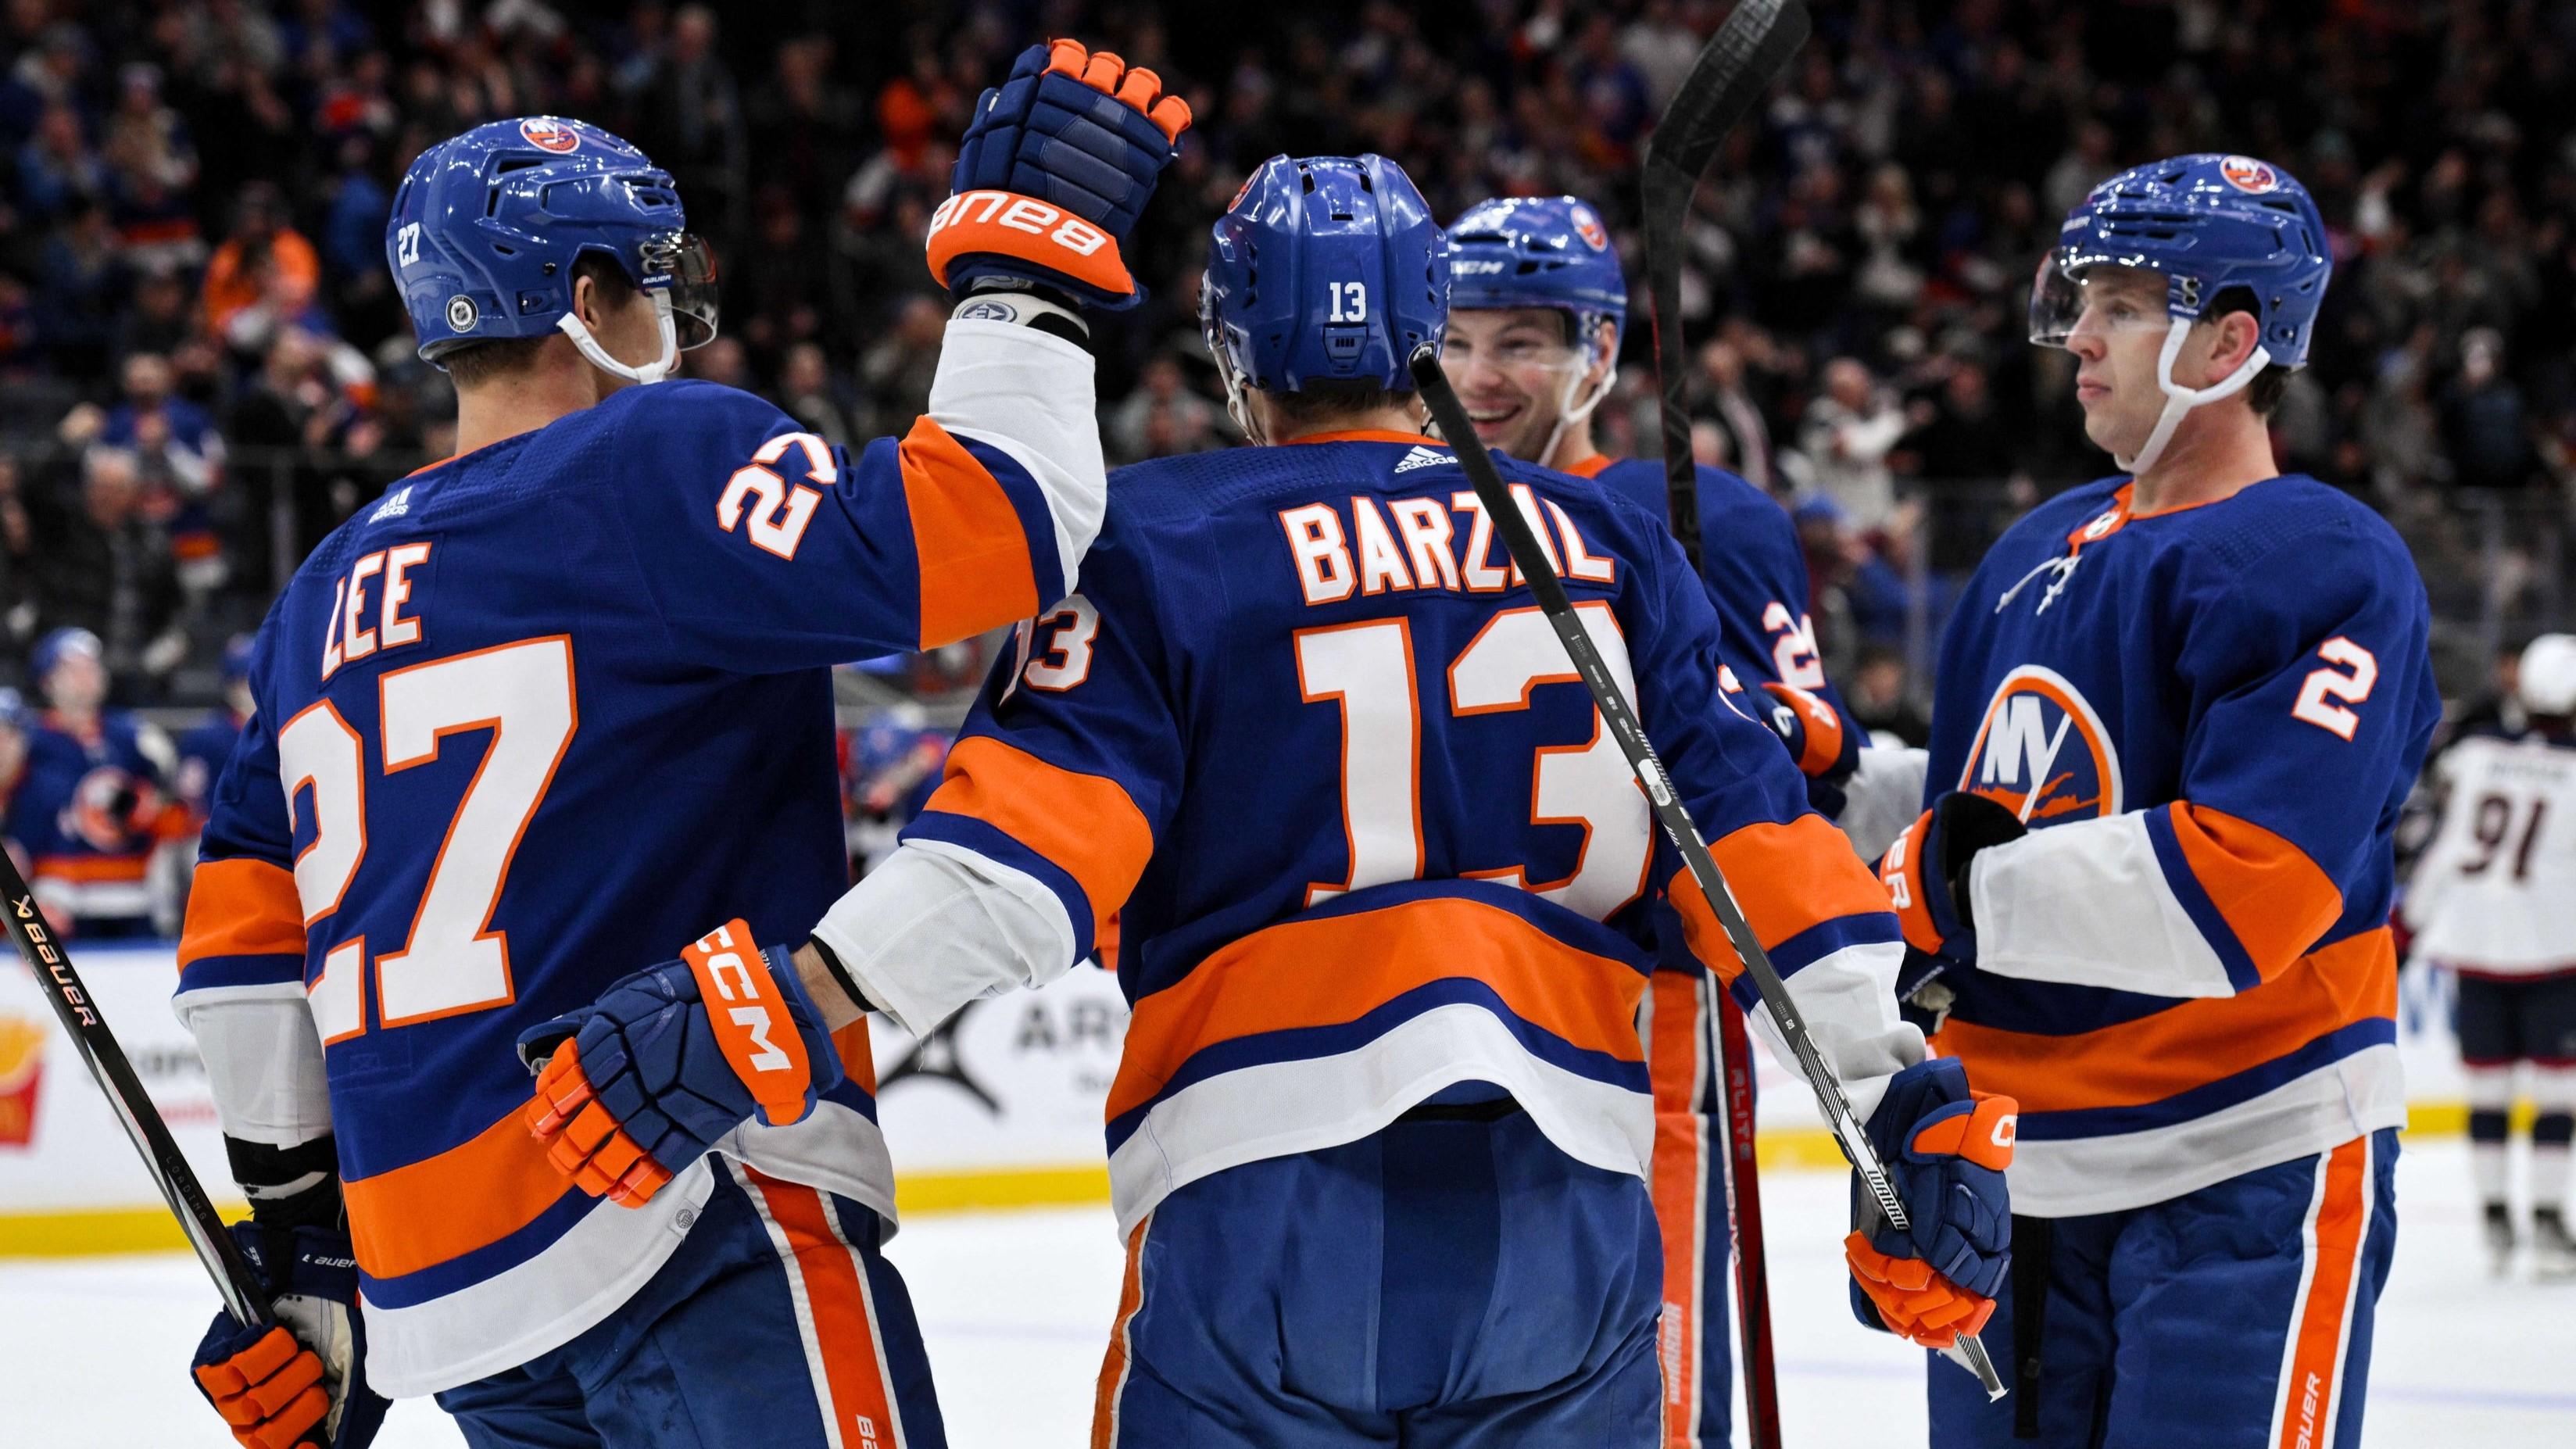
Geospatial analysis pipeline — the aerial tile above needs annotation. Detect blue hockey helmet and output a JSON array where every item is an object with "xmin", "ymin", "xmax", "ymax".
[
  {"xmin": 2030, "ymin": 153, "xmax": 2331, "ymax": 471},
  {"xmin": 1444, "ymin": 195, "xmax": 1627, "ymax": 346},
  {"xmin": 1200, "ymin": 154, "xmax": 1448, "ymax": 431},
  {"xmin": 385, "ymin": 116, "xmax": 718, "ymax": 383},
  {"xmin": 30, "ymin": 626, "xmax": 102, "ymax": 683}
]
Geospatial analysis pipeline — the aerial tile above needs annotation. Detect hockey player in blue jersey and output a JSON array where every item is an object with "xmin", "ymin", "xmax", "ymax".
[
  {"xmin": 174, "ymin": 41, "xmax": 1188, "ymax": 1449},
  {"xmin": 1881, "ymin": 155, "xmax": 2440, "ymax": 1448},
  {"xmin": 531, "ymin": 152, "xmax": 2015, "ymax": 1446},
  {"xmin": 1438, "ymin": 192, "xmax": 1879, "ymax": 1447}
]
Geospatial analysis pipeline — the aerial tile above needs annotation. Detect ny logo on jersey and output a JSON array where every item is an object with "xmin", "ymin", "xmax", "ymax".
[{"xmin": 1958, "ymin": 665, "xmax": 2123, "ymax": 825}]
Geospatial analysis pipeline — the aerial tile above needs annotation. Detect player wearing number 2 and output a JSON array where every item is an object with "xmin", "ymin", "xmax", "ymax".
[
  {"xmin": 1886, "ymin": 156, "xmax": 2440, "ymax": 1448},
  {"xmin": 531, "ymin": 152, "xmax": 2012, "ymax": 1445},
  {"xmin": 171, "ymin": 42, "xmax": 1187, "ymax": 1449}
]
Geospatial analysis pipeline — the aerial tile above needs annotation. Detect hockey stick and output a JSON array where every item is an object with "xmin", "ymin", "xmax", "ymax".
[
  {"xmin": 1638, "ymin": 5, "xmax": 1812, "ymax": 1440},
  {"xmin": 1411, "ymin": 348, "xmax": 2008, "ymax": 1403},
  {"xmin": 2, "ymin": 854, "xmax": 268, "ymax": 1327}
]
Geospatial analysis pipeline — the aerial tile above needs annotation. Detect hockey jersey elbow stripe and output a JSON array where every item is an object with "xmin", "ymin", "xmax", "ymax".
[
  {"xmin": 1932, "ymin": 928, "xmax": 2396, "ymax": 1119},
  {"xmin": 1676, "ymin": 816, "xmax": 1896, "ymax": 982},
  {"xmin": 177, "ymin": 857, "xmax": 307, "ymax": 978},
  {"xmin": 900, "ymin": 810, "xmax": 1097, "ymax": 964},
  {"xmin": 916, "ymin": 735, "xmax": 1152, "ymax": 944},
  {"xmin": 1105, "ymin": 892, "xmax": 1649, "ymax": 1129},
  {"xmin": 898, "ymin": 416, "xmax": 1044, "ymax": 649},
  {"xmin": 342, "ymin": 1099, "xmax": 576, "ymax": 1282},
  {"xmin": 2149, "ymin": 803, "xmax": 2343, "ymax": 991}
]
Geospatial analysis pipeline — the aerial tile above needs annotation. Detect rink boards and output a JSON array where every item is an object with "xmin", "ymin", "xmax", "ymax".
[{"xmin": 0, "ymin": 942, "xmax": 2510, "ymax": 1255}]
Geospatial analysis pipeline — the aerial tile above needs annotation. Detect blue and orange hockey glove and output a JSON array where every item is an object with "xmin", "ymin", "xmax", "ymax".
[
  {"xmin": 1758, "ymin": 681, "xmax": 1861, "ymax": 818},
  {"xmin": 519, "ymin": 919, "xmax": 843, "ymax": 1206},
  {"xmin": 191, "ymin": 1223, "xmax": 388, "ymax": 1449},
  {"xmin": 928, "ymin": 38, "xmax": 1191, "ymax": 309},
  {"xmin": 1845, "ymin": 1056, "xmax": 2016, "ymax": 1349},
  {"xmin": 1875, "ymin": 790, "xmax": 2027, "ymax": 961}
]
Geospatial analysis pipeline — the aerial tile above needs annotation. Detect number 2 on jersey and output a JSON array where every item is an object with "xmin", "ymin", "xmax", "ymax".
[
  {"xmin": 1297, "ymin": 602, "xmax": 1649, "ymax": 921},
  {"xmin": 279, "ymin": 636, "xmax": 577, "ymax": 1042}
]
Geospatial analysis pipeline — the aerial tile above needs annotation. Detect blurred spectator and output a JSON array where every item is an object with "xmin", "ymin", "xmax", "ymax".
[
  {"xmin": 775, "ymin": 342, "xmax": 864, "ymax": 447},
  {"xmin": 201, "ymin": 184, "xmax": 318, "ymax": 342},
  {"xmin": 1108, "ymin": 353, "xmax": 1225, "ymax": 463},
  {"xmin": 858, "ymin": 297, "xmax": 946, "ymax": 423},
  {"xmin": 24, "ymin": 447, "xmax": 187, "ymax": 698},
  {"xmin": 16, "ymin": 102, "xmax": 106, "ymax": 221},
  {"xmin": 1843, "ymin": 641, "xmax": 1930, "ymax": 749},
  {"xmin": 1800, "ymin": 356, "xmax": 1906, "ymax": 531},
  {"xmin": 628, "ymin": 5, "xmax": 747, "ymax": 252},
  {"xmin": 1694, "ymin": 338, "xmax": 1774, "ymax": 491},
  {"xmin": 13, "ymin": 626, "xmax": 180, "ymax": 938},
  {"xmin": 2444, "ymin": 327, "xmax": 2537, "ymax": 491}
]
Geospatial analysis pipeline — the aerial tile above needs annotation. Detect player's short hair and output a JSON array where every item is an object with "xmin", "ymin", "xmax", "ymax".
[
  {"xmin": 1261, "ymin": 381, "xmax": 1421, "ymax": 430},
  {"xmin": 2209, "ymin": 285, "xmax": 2288, "ymax": 418},
  {"xmin": 441, "ymin": 253, "xmax": 639, "ymax": 388}
]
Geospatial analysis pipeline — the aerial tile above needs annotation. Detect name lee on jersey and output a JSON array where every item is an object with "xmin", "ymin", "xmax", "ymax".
[{"xmin": 320, "ymin": 542, "xmax": 435, "ymax": 682}]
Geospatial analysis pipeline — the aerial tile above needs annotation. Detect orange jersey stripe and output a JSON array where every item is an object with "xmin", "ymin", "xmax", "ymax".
[
  {"xmin": 178, "ymin": 857, "xmax": 308, "ymax": 970},
  {"xmin": 34, "ymin": 855, "xmax": 151, "ymax": 883},
  {"xmin": 2169, "ymin": 805, "xmax": 2345, "ymax": 983},
  {"xmin": 1106, "ymin": 895, "xmax": 1648, "ymax": 1124},
  {"xmin": 832, "ymin": 1021, "xmax": 880, "ymax": 1097},
  {"xmin": 898, "ymin": 416, "xmax": 1039, "ymax": 649},
  {"xmin": 1674, "ymin": 814, "xmax": 1894, "ymax": 982},
  {"xmin": 1090, "ymin": 1216, "xmax": 1151, "ymax": 1449},
  {"xmin": 2274, "ymin": 1136, "xmax": 2371, "ymax": 1449},
  {"xmin": 342, "ymin": 1101, "xmax": 571, "ymax": 1281},
  {"xmin": 1648, "ymin": 971, "xmax": 1708, "ymax": 1444},
  {"xmin": 1934, "ymin": 929, "xmax": 2396, "ymax": 1116},
  {"xmin": 742, "ymin": 1171, "xmax": 904, "ymax": 1447},
  {"xmin": 921, "ymin": 736, "xmax": 1154, "ymax": 940}
]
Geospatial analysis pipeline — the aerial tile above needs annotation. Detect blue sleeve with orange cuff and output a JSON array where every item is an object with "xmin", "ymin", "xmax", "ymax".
[{"xmin": 1966, "ymin": 524, "xmax": 2438, "ymax": 997}]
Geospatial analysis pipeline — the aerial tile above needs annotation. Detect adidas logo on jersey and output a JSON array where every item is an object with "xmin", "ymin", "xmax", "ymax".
[
  {"xmin": 1393, "ymin": 445, "xmax": 1454, "ymax": 474},
  {"xmin": 370, "ymin": 486, "xmax": 413, "ymax": 524}
]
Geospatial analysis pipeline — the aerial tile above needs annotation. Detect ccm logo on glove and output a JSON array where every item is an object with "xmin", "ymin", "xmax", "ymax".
[{"xmin": 682, "ymin": 920, "xmax": 814, "ymax": 1124}]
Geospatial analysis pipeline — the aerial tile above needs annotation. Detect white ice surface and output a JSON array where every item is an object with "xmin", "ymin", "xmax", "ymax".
[{"xmin": 4, "ymin": 1140, "xmax": 2570, "ymax": 1447}]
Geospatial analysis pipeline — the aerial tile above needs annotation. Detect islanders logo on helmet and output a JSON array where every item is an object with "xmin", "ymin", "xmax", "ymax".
[
  {"xmin": 518, "ymin": 117, "xmax": 582, "ymax": 154},
  {"xmin": 2218, "ymin": 155, "xmax": 2279, "ymax": 194},
  {"xmin": 1571, "ymin": 203, "xmax": 1609, "ymax": 252},
  {"xmin": 1958, "ymin": 666, "xmax": 2123, "ymax": 825}
]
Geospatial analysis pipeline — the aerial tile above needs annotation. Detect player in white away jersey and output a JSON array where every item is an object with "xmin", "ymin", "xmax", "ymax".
[{"xmin": 2404, "ymin": 632, "xmax": 2576, "ymax": 1278}]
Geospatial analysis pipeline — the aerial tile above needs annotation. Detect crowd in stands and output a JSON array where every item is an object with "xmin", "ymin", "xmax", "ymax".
[{"xmin": 0, "ymin": 0, "xmax": 2571, "ymax": 724}]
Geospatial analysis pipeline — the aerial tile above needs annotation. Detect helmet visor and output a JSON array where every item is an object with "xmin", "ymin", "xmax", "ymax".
[
  {"xmin": 2027, "ymin": 256, "xmax": 2174, "ymax": 349},
  {"xmin": 642, "ymin": 231, "xmax": 720, "ymax": 350}
]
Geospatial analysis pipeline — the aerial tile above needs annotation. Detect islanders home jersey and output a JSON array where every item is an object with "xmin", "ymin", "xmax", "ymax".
[
  {"xmin": 2403, "ymin": 727, "xmax": 2576, "ymax": 978},
  {"xmin": 1581, "ymin": 456, "xmax": 1852, "ymax": 725},
  {"xmin": 1923, "ymin": 473, "xmax": 2439, "ymax": 1218},
  {"xmin": 826, "ymin": 431, "xmax": 1917, "ymax": 1237},
  {"xmin": 172, "ymin": 319, "xmax": 1104, "ymax": 1397}
]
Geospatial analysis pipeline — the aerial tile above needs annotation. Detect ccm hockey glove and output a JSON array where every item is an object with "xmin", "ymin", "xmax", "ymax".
[
  {"xmin": 1845, "ymin": 1056, "xmax": 2016, "ymax": 1349},
  {"xmin": 521, "ymin": 919, "xmax": 842, "ymax": 1206},
  {"xmin": 191, "ymin": 1222, "xmax": 389, "ymax": 1449},
  {"xmin": 928, "ymin": 38, "xmax": 1192, "ymax": 309}
]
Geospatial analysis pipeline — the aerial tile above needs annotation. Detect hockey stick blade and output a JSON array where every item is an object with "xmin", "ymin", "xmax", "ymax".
[
  {"xmin": 2, "ymin": 860, "xmax": 268, "ymax": 1326},
  {"xmin": 1411, "ymin": 345, "xmax": 2006, "ymax": 1401}
]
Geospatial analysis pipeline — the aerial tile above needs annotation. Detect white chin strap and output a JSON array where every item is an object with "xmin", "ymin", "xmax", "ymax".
[
  {"xmin": 1216, "ymin": 352, "xmax": 1266, "ymax": 445},
  {"xmin": 556, "ymin": 292, "xmax": 680, "ymax": 385},
  {"xmin": 1539, "ymin": 348, "xmax": 1618, "ymax": 470},
  {"xmin": 2116, "ymin": 317, "xmax": 2271, "ymax": 477}
]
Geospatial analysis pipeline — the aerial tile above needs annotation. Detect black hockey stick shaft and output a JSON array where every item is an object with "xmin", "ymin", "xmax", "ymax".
[
  {"xmin": 1639, "ymin": 5, "xmax": 1811, "ymax": 1440},
  {"xmin": 2, "ymin": 856, "xmax": 267, "ymax": 1326},
  {"xmin": 1412, "ymin": 348, "xmax": 2006, "ymax": 1401}
]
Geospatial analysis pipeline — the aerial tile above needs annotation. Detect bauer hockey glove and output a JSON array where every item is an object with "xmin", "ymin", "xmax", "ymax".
[
  {"xmin": 191, "ymin": 1222, "xmax": 389, "ymax": 1449},
  {"xmin": 1875, "ymin": 790, "xmax": 2027, "ymax": 961},
  {"xmin": 928, "ymin": 38, "xmax": 1192, "ymax": 309},
  {"xmin": 1758, "ymin": 681, "xmax": 1860, "ymax": 818},
  {"xmin": 1846, "ymin": 1055, "xmax": 2016, "ymax": 1350},
  {"xmin": 519, "ymin": 919, "xmax": 843, "ymax": 1207}
]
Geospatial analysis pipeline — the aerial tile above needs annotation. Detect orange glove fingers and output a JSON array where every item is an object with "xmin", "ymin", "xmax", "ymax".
[
  {"xmin": 1045, "ymin": 39, "xmax": 1089, "ymax": 78},
  {"xmin": 1147, "ymin": 95, "xmax": 1192, "ymax": 144},
  {"xmin": 1079, "ymin": 49, "xmax": 1127, "ymax": 92}
]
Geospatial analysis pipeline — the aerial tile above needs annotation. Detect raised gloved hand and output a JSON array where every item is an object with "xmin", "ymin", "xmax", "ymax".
[
  {"xmin": 521, "ymin": 919, "xmax": 842, "ymax": 1207},
  {"xmin": 1758, "ymin": 681, "xmax": 1860, "ymax": 818},
  {"xmin": 1875, "ymin": 790, "xmax": 2027, "ymax": 961},
  {"xmin": 927, "ymin": 38, "xmax": 1193, "ymax": 309},
  {"xmin": 191, "ymin": 1222, "xmax": 389, "ymax": 1449},
  {"xmin": 1845, "ymin": 1056, "xmax": 2016, "ymax": 1349}
]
